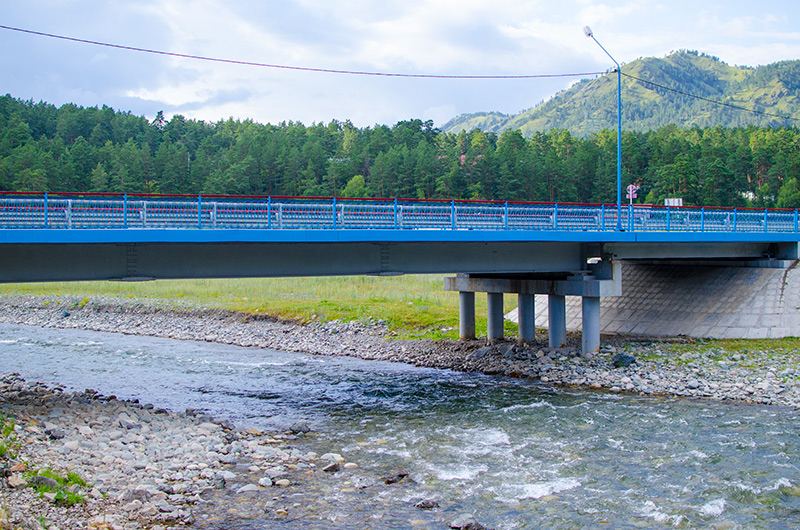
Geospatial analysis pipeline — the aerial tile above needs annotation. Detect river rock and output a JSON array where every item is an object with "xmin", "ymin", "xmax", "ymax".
[
  {"xmin": 450, "ymin": 514, "xmax": 489, "ymax": 529},
  {"xmin": 29, "ymin": 476, "xmax": 60, "ymax": 489},
  {"xmin": 7, "ymin": 475, "xmax": 27, "ymax": 488},
  {"xmin": 415, "ymin": 499, "xmax": 440, "ymax": 509},
  {"xmin": 322, "ymin": 462, "xmax": 340, "ymax": 473},
  {"xmin": 289, "ymin": 420, "xmax": 311, "ymax": 434},
  {"xmin": 384, "ymin": 472, "xmax": 409, "ymax": 485},
  {"xmin": 466, "ymin": 347, "xmax": 492, "ymax": 361},
  {"xmin": 613, "ymin": 352, "xmax": 636, "ymax": 368},
  {"xmin": 45, "ymin": 427, "xmax": 66, "ymax": 439}
]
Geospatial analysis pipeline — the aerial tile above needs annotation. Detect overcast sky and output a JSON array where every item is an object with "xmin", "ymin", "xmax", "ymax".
[{"xmin": 2, "ymin": 1, "xmax": 799, "ymax": 128}]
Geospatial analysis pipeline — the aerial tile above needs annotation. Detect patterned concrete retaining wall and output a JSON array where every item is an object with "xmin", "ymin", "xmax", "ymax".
[{"xmin": 525, "ymin": 261, "xmax": 800, "ymax": 339}]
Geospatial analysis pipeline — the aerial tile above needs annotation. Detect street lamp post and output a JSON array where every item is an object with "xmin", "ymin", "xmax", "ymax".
[{"xmin": 583, "ymin": 26, "xmax": 623, "ymax": 231}]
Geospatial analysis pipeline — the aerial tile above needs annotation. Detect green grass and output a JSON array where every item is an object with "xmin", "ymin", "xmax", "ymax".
[
  {"xmin": 0, "ymin": 416, "xmax": 17, "ymax": 460},
  {"xmin": 25, "ymin": 469, "xmax": 89, "ymax": 506},
  {"xmin": 0, "ymin": 275, "xmax": 520, "ymax": 340}
]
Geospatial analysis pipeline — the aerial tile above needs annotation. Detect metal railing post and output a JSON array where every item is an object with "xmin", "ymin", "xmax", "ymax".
[
  {"xmin": 197, "ymin": 195, "xmax": 202, "ymax": 229},
  {"xmin": 795, "ymin": 209, "xmax": 798, "ymax": 233},
  {"xmin": 43, "ymin": 192, "xmax": 48, "ymax": 229},
  {"xmin": 628, "ymin": 204, "xmax": 633, "ymax": 232},
  {"xmin": 332, "ymin": 197, "xmax": 337, "ymax": 228},
  {"xmin": 733, "ymin": 208, "xmax": 738, "ymax": 232},
  {"xmin": 666, "ymin": 206, "xmax": 671, "ymax": 232},
  {"xmin": 267, "ymin": 197, "xmax": 272, "ymax": 229},
  {"xmin": 601, "ymin": 204, "xmax": 605, "ymax": 231},
  {"xmin": 764, "ymin": 208, "xmax": 768, "ymax": 232},
  {"xmin": 393, "ymin": 198, "xmax": 398, "ymax": 229},
  {"xmin": 124, "ymin": 194, "xmax": 128, "ymax": 229},
  {"xmin": 701, "ymin": 207, "xmax": 704, "ymax": 232},
  {"xmin": 451, "ymin": 200, "xmax": 456, "ymax": 229},
  {"xmin": 504, "ymin": 201, "xmax": 509, "ymax": 230}
]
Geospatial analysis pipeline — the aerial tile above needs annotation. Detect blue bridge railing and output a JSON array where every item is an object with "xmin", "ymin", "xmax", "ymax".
[{"xmin": 0, "ymin": 193, "xmax": 798, "ymax": 233}]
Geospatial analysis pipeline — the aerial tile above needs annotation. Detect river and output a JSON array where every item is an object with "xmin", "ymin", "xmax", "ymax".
[{"xmin": 1, "ymin": 322, "xmax": 799, "ymax": 529}]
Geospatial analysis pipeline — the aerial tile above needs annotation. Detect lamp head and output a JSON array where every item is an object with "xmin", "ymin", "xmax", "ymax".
[{"xmin": 583, "ymin": 26, "xmax": 593, "ymax": 38}]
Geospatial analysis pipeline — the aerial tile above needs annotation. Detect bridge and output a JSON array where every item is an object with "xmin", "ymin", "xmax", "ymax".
[{"xmin": 2, "ymin": 192, "xmax": 799, "ymax": 354}]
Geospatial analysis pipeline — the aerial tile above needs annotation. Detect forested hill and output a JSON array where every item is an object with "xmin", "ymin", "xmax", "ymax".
[
  {"xmin": 442, "ymin": 51, "xmax": 800, "ymax": 137},
  {"xmin": 2, "ymin": 93, "xmax": 800, "ymax": 209}
]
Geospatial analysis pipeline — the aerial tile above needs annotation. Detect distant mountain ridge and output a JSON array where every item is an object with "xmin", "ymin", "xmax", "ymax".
[{"xmin": 442, "ymin": 51, "xmax": 800, "ymax": 137}]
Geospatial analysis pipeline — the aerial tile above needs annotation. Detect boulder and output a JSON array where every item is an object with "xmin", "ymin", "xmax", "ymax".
[{"xmin": 613, "ymin": 352, "xmax": 636, "ymax": 368}]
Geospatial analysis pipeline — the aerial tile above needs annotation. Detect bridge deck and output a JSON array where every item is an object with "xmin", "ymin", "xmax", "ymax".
[{"xmin": 1, "ymin": 194, "xmax": 798, "ymax": 283}]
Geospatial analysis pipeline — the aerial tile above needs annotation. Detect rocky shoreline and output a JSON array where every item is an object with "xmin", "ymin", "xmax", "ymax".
[
  {"xmin": 2, "ymin": 293, "xmax": 800, "ymax": 528},
  {"xmin": 0, "ymin": 374, "xmax": 383, "ymax": 530}
]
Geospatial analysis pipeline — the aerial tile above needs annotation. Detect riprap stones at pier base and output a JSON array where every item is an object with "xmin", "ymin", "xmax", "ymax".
[{"xmin": 1, "ymin": 294, "xmax": 799, "ymax": 408}]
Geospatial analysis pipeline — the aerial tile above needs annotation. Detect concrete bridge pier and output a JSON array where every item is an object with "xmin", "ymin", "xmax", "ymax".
[
  {"xmin": 548, "ymin": 294, "xmax": 567, "ymax": 348},
  {"xmin": 517, "ymin": 293, "xmax": 536, "ymax": 344},
  {"xmin": 487, "ymin": 293, "xmax": 505, "ymax": 341},
  {"xmin": 445, "ymin": 261, "xmax": 621, "ymax": 356},
  {"xmin": 581, "ymin": 296, "xmax": 601, "ymax": 354},
  {"xmin": 459, "ymin": 292, "xmax": 476, "ymax": 340}
]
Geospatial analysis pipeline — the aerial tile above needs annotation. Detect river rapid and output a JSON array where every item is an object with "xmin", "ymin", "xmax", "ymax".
[{"xmin": 2, "ymin": 322, "xmax": 799, "ymax": 529}]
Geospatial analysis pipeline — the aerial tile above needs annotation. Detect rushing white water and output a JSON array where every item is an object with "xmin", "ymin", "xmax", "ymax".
[{"xmin": 2, "ymin": 322, "xmax": 800, "ymax": 529}]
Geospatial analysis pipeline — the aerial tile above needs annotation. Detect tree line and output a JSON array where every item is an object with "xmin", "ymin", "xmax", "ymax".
[{"xmin": 2, "ymin": 94, "xmax": 800, "ymax": 208}]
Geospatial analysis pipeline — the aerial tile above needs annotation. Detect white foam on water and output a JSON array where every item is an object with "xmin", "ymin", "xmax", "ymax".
[
  {"xmin": 640, "ymin": 501, "xmax": 670, "ymax": 523},
  {"xmin": 700, "ymin": 498, "xmax": 726, "ymax": 517},
  {"xmin": 518, "ymin": 477, "xmax": 581, "ymax": 499},
  {"xmin": 639, "ymin": 500, "xmax": 684, "ymax": 525},
  {"xmin": 431, "ymin": 463, "xmax": 489, "ymax": 481},
  {"xmin": 689, "ymin": 450, "xmax": 709, "ymax": 459},
  {"xmin": 502, "ymin": 401, "xmax": 556, "ymax": 413},
  {"xmin": 475, "ymin": 428, "xmax": 511, "ymax": 446}
]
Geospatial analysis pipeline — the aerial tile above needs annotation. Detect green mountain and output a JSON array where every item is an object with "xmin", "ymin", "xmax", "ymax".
[{"xmin": 442, "ymin": 51, "xmax": 800, "ymax": 137}]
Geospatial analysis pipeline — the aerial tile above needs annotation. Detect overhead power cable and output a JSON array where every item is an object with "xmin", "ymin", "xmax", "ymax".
[
  {"xmin": 0, "ymin": 24, "xmax": 604, "ymax": 80},
  {"xmin": 621, "ymin": 71, "xmax": 798, "ymax": 122}
]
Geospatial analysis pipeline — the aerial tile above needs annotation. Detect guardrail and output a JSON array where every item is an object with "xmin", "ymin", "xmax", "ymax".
[{"xmin": 0, "ymin": 193, "xmax": 798, "ymax": 233}]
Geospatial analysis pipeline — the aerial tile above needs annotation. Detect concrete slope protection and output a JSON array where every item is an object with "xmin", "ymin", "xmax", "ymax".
[{"xmin": 510, "ymin": 261, "xmax": 800, "ymax": 339}]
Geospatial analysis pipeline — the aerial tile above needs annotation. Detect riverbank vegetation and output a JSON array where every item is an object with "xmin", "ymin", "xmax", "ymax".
[
  {"xmin": 0, "ymin": 276, "xmax": 519, "ymax": 340},
  {"xmin": 2, "ymin": 94, "xmax": 800, "ymax": 208}
]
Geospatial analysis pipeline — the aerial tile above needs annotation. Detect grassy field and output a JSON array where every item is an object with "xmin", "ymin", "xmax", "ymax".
[{"xmin": 0, "ymin": 275, "xmax": 520, "ymax": 340}]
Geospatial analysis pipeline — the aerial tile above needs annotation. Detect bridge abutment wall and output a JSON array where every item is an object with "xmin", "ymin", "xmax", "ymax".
[{"xmin": 526, "ymin": 261, "xmax": 800, "ymax": 339}]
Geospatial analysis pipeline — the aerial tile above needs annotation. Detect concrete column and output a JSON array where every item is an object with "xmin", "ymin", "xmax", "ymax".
[
  {"xmin": 459, "ymin": 291, "xmax": 476, "ymax": 340},
  {"xmin": 581, "ymin": 296, "xmax": 601, "ymax": 356},
  {"xmin": 548, "ymin": 294, "xmax": 567, "ymax": 348},
  {"xmin": 517, "ymin": 293, "xmax": 535, "ymax": 344},
  {"xmin": 487, "ymin": 292, "xmax": 504, "ymax": 341}
]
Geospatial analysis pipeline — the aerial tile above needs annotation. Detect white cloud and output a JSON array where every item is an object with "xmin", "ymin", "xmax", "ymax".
[{"xmin": 2, "ymin": 0, "xmax": 799, "ymax": 126}]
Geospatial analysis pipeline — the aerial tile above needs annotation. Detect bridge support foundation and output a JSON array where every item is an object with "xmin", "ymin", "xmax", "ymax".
[
  {"xmin": 445, "ymin": 262, "xmax": 621, "ymax": 356},
  {"xmin": 548, "ymin": 294, "xmax": 567, "ymax": 348}
]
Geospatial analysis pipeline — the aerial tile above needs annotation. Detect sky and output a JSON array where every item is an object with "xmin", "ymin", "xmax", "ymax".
[{"xmin": 2, "ymin": 0, "xmax": 800, "ymax": 128}]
